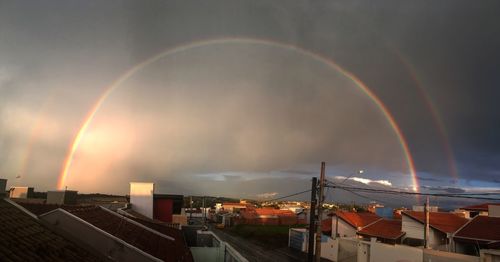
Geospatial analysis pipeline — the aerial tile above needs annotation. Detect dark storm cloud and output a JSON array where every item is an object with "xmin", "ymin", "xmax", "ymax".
[
  {"xmin": 1, "ymin": 0, "xmax": 499, "ymax": 196},
  {"xmin": 421, "ymin": 186, "xmax": 466, "ymax": 194}
]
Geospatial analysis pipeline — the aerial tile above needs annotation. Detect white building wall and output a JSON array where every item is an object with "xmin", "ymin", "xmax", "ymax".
[
  {"xmin": 402, "ymin": 215, "xmax": 444, "ymax": 249},
  {"xmin": 130, "ymin": 182, "xmax": 154, "ymax": 219},
  {"xmin": 332, "ymin": 216, "xmax": 357, "ymax": 238}
]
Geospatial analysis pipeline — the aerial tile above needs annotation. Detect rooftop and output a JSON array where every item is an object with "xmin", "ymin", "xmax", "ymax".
[
  {"xmin": 241, "ymin": 208, "xmax": 296, "ymax": 219},
  {"xmin": 357, "ymin": 219, "xmax": 405, "ymax": 240},
  {"xmin": 402, "ymin": 211, "xmax": 468, "ymax": 233},
  {"xmin": 454, "ymin": 216, "xmax": 500, "ymax": 243},
  {"xmin": 19, "ymin": 202, "xmax": 193, "ymax": 262},
  {"xmin": 334, "ymin": 211, "xmax": 381, "ymax": 228},
  {"xmin": 460, "ymin": 203, "xmax": 500, "ymax": 212},
  {"xmin": 0, "ymin": 199, "xmax": 101, "ymax": 261}
]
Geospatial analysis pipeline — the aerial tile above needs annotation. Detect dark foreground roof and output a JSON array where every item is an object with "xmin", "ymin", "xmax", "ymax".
[
  {"xmin": 0, "ymin": 199, "xmax": 101, "ymax": 262},
  {"xmin": 19, "ymin": 202, "xmax": 193, "ymax": 262}
]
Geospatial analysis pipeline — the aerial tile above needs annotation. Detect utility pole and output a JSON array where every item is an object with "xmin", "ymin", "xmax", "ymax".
[
  {"xmin": 190, "ymin": 196, "xmax": 193, "ymax": 223},
  {"xmin": 202, "ymin": 196, "xmax": 206, "ymax": 227},
  {"xmin": 308, "ymin": 177, "xmax": 317, "ymax": 262},
  {"xmin": 315, "ymin": 162, "xmax": 326, "ymax": 262},
  {"xmin": 424, "ymin": 196, "xmax": 430, "ymax": 249}
]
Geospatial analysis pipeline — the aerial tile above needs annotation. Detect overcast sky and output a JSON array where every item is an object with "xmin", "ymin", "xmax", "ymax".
[{"xmin": 1, "ymin": 0, "xmax": 499, "ymax": 205}]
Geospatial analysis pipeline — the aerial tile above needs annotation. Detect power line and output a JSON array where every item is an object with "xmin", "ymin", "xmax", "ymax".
[
  {"xmin": 325, "ymin": 183, "xmax": 500, "ymax": 201},
  {"xmin": 262, "ymin": 189, "xmax": 312, "ymax": 202}
]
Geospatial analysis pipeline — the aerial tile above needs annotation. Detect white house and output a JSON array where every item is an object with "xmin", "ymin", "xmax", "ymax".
[
  {"xmin": 401, "ymin": 211, "xmax": 468, "ymax": 251},
  {"xmin": 331, "ymin": 211, "xmax": 381, "ymax": 238}
]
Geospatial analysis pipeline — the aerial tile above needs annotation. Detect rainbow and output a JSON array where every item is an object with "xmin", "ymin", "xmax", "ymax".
[
  {"xmin": 393, "ymin": 50, "xmax": 458, "ymax": 180},
  {"xmin": 57, "ymin": 37, "xmax": 419, "ymax": 191}
]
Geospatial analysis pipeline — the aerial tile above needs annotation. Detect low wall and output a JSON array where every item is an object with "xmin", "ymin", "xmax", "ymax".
[{"xmin": 423, "ymin": 249, "xmax": 479, "ymax": 262}]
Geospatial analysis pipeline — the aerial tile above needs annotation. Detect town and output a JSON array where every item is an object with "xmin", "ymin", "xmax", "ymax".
[{"xmin": 1, "ymin": 178, "xmax": 499, "ymax": 262}]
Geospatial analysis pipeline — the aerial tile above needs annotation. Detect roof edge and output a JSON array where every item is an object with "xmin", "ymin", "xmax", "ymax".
[
  {"xmin": 4, "ymin": 198, "xmax": 39, "ymax": 219},
  {"xmin": 40, "ymin": 208, "xmax": 163, "ymax": 262},
  {"xmin": 98, "ymin": 206, "xmax": 175, "ymax": 241}
]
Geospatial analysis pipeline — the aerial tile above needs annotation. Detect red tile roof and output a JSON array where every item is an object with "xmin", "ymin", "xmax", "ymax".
[
  {"xmin": 334, "ymin": 211, "xmax": 381, "ymax": 228},
  {"xmin": 0, "ymin": 199, "xmax": 101, "ymax": 261},
  {"xmin": 241, "ymin": 208, "xmax": 295, "ymax": 219},
  {"xmin": 460, "ymin": 203, "xmax": 500, "ymax": 212},
  {"xmin": 357, "ymin": 219, "xmax": 404, "ymax": 240},
  {"xmin": 402, "ymin": 211, "xmax": 468, "ymax": 233},
  {"xmin": 454, "ymin": 216, "xmax": 500, "ymax": 243}
]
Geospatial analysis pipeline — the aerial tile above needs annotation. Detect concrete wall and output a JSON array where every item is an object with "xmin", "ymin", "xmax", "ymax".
[
  {"xmin": 130, "ymin": 182, "xmax": 154, "ymax": 219},
  {"xmin": 423, "ymin": 249, "xmax": 478, "ymax": 262},
  {"xmin": 369, "ymin": 241, "xmax": 423, "ymax": 262},
  {"xmin": 40, "ymin": 208, "xmax": 162, "ymax": 262},
  {"xmin": 338, "ymin": 238, "xmax": 358, "ymax": 262},
  {"xmin": 480, "ymin": 249, "xmax": 500, "ymax": 262},
  {"xmin": 191, "ymin": 247, "xmax": 221, "ymax": 262},
  {"xmin": 488, "ymin": 205, "xmax": 500, "ymax": 218},
  {"xmin": 46, "ymin": 190, "xmax": 78, "ymax": 205},
  {"xmin": 192, "ymin": 230, "xmax": 248, "ymax": 262}
]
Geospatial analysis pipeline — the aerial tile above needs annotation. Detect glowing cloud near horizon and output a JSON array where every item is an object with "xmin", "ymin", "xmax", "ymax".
[{"xmin": 57, "ymin": 37, "xmax": 419, "ymax": 192}]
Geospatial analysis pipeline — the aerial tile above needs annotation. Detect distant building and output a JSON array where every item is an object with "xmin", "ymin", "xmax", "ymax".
[
  {"xmin": 9, "ymin": 186, "xmax": 34, "ymax": 199},
  {"xmin": 46, "ymin": 190, "xmax": 78, "ymax": 205},
  {"xmin": 221, "ymin": 201, "xmax": 250, "ymax": 213},
  {"xmin": 412, "ymin": 205, "xmax": 439, "ymax": 212},
  {"xmin": 239, "ymin": 207, "xmax": 297, "ymax": 225},
  {"xmin": 456, "ymin": 203, "xmax": 500, "ymax": 218},
  {"xmin": 129, "ymin": 182, "xmax": 185, "ymax": 224}
]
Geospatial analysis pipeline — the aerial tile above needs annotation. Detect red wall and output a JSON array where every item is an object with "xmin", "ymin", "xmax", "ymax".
[{"xmin": 154, "ymin": 198, "xmax": 173, "ymax": 222}]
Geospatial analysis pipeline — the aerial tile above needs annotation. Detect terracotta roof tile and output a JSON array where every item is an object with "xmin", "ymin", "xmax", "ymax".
[
  {"xmin": 454, "ymin": 216, "xmax": 500, "ymax": 243},
  {"xmin": 0, "ymin": 199, "xmax": 101, "ymax": 261},
  {"xmin": 402, "ymin": 211, "xmax": 468, "ymax": 233},
  {"xmin": 334, "ymin": 211, "xmax": 381, "ymax": 228},
  {"xmin": 460, "ymin": 203, "xmax": 500, "ymax": 212},
  {"xmin": 357, "ymin": 219, "xmax": 404, "ymax": 240}
]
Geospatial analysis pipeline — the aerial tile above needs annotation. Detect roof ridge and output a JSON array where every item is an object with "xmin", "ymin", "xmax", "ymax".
[{"xmin": 97, "ymin": 206, "xmax": 175, "ymax": 241}]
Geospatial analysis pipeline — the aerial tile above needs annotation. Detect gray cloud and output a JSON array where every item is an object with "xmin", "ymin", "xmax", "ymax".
[{"xmin": 1, "ymin": 0, "xmax": 499, "ymax": 197}]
